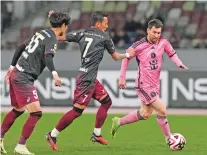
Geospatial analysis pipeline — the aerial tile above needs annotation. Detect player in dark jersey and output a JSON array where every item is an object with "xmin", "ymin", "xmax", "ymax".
[
  {"xmin": 45, "ymin": 11, "xmax": 134, "ymax": 150},
  {"xmin": 0, "ymin": 12, "xmax": 70, "ymax": 155}
]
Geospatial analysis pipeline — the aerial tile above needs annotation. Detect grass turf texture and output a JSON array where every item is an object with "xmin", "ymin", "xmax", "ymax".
[{"xmin": 1, "ymin": 113, "xmax": 206, "ymax": 155}]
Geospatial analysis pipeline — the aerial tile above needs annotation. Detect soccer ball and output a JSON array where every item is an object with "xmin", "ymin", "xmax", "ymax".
[{"xmin": 168, "ymin": 133, "xmax": 186, "ymax": 150}]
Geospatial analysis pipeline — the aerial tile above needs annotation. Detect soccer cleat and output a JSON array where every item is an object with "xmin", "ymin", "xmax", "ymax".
[
  {"xmin": 14, "ymin": 144, "xmax": 34, "ymax": 155},
  {"xmin": 165, "ymin": 135, "xmax": 171, "ymax": 144},
  {"xmin": 0, "ymin": 138, "xmax": 7, "ymax": 154},
  {"xmin": 111, "ymin": 117, "xmax": 120, "ymax": 139},
  {"xmin": 90, "ymin": 133, "xmax": 108, "ymax": 145},
  {"xmin": 45, "ymin": 132, "xmax": 58, "ymax": 151}
]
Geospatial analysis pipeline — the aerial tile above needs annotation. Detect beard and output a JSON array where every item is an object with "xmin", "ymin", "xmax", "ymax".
[{"xmin": 151, "ymin": 38, "xmax": 158, "ymax": 43}]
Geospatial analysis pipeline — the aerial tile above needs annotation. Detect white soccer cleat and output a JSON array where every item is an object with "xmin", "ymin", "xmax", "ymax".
[
  {"xmin": 0, "ymin": 138, "xmax": 7, "ymax": 154},
  {"xmin": 14, "ymin": 144, "xmax": 34, "ymax": 155}
]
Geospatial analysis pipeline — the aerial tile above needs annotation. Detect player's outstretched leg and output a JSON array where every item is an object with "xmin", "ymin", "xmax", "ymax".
[
  {"xmin": 156, "ymin": 115, "xmax": 171, "ymax": 143},
  {"xmin": 46, "ymin": 107, "xmax": 82, "ymax": 150},
  {"xmin": 0, "ymin": 108, "xmax": 24, "ymax": 154},
  {"xmin": 91, "ymin": 94, "xmax": 112, "ymax": 145},
  {"xmin": 111, "ymin": 101, "xmax": 153, "ymax": 138},
  {"xmin": 111, "ymin": 110, "xmax": 146, "ymax": 139},
  {"xmin": 150, "ymin": 99, "xmax": 171, "ymax": 143}
]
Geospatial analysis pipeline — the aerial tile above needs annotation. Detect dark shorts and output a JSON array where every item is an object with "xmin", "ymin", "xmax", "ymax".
[
  {"xmin": 9, "ymin": 69, "xmax": 39, "ymax": 108},
  {"xmin": 73, "ymin": 79, "xmax": 108, "ymax": 106}
]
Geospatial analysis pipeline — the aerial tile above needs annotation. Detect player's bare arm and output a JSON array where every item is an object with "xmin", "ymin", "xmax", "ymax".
[
  {"xmin": 110, "ymin": 48, "xmax": 135, "ymax": 61},
  {"xmin": 5, "ymin": 43, "xmax": 27, "ymax": 83}
]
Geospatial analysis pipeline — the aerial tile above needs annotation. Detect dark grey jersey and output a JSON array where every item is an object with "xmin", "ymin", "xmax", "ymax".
[
  {"xmin": 17, "ymin": 29, "xmax": 58, "ymax": 80},
  {"xmin": 66, "ymin": 28, "xmax": 115, "ymax": 83}
]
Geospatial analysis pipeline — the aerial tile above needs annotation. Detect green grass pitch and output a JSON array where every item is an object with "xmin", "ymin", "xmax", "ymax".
[{"xmin": 1, "ymin": 113, "xmax": 206, "ymax": 155}]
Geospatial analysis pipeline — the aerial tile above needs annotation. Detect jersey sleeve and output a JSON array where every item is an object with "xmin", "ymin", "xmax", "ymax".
[
  {"xmin": 104, "ymin": 35, "xmax": 115, "ymax": 54},
  {"xmin": 126, "ymin": 42, "xmax": 140, "ymax": 60},
  {"xmin": 66, "ymin": 31, "xmax": 83, "ymax": 43},
  {"xmin": 11, "ymin": 42, "xmax": 27, "ymax": 66},
  {"xmin": 44, "ymin": 37, "xmax": 58, "ymax": 56},
  {"xmin": 164, "ymin": 39, "xmax": 176, "ymax": 57}
]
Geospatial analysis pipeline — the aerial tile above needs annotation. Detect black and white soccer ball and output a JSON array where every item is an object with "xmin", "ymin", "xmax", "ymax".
[{"xmin": 168, "ymin": 133, "xmax": 186, "ymax": 150}]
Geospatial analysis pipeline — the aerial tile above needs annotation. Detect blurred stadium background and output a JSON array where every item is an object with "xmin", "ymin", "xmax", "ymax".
[
  {"xmin": 1, "ymin": 1, "xmax": 207, "ymax": 154},
  {"xmin": 1, "ymin": 0, "xmax": 207, "ymax": 109}
]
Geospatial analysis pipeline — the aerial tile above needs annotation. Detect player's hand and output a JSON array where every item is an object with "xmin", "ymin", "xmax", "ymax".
[
  {"xmin": 48, "ymin": 10, "xmax": 54, "ymax": 18},
  {"xmin": 52, "ymin": 72, "xmax": 61, "ymax": 87},
  {"xmin": 5, "ymin": 66, "xmax": 14, "ymax": 84},
  {"xmin": 179, "ymin": 64, "xmax": 188, "ymax": 69},
  {"xmin": 118, "ymin": 79, "xmax": 126, "ymax": 89},
  {"xmin": 53, "ymin": 75, "xmax": 61, "ymax": 87}
]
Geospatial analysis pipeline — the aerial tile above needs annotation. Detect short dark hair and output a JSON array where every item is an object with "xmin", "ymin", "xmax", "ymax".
[
  {"xmin": 148, "ymin": 19, "xmax": 163, "ymax": 29},
  {"xmin": 90, "ymin": 11, "xmax": 108, "ymax": 26},
  {"xmin": 49, "ymin": 12, "xmax": 70, "ymax": 28}
]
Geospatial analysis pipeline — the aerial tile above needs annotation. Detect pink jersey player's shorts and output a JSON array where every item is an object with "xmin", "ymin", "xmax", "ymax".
[
  {"xmin": 136, "ymin": 87, "xmax": 160, "ymax": 104},
  {"xmin": 9, "ymin": 69, "xmax": 39, "ymax": 108},
  {"xmin": 73, "ymin": 79, "xmax": 108, "ymax": 106}
]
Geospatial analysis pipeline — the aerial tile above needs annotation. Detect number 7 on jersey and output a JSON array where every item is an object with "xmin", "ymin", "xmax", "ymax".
[{"xmin": 83, "ymin": 37, "xmax": 93, "ymax": 58}]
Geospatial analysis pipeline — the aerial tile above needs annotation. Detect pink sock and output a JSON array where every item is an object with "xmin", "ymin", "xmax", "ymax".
[
  {"xmin": 156, "ymin": 115, "xmax": 171, "ymax": 138},
  {"xmin": 119, "ymin": 110, "xmax": 144, "ymax": 126}
]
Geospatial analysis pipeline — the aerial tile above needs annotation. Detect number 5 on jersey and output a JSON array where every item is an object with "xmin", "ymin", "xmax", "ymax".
[
  {"xmin": 26, "ymin": 32, "xmax": 45, "ymax": 53},
  {"xmin": 83, "ymin": 37, "xmax": 93, "ymax": 58}
]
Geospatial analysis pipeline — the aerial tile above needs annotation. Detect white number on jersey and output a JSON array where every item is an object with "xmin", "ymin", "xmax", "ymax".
[
  {"xmin": 83, "ymin": 37, "xmax": 93, "ymax": 58},
  {"xmin": 25, "ymin": 32, "xmax": 45, "ymax": 53}
]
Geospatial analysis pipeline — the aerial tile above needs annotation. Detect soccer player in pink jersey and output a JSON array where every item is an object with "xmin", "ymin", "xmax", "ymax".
[{"xmin": 111, "ymin": 19, "xmax": 188, "ymax": 144}]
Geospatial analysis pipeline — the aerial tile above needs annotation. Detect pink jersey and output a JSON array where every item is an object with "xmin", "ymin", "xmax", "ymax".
[{"xmin": 120, "ymin": 37, "xmax": 183, "ymax": 89}]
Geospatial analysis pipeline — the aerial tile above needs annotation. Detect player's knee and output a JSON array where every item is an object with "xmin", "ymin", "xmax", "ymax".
[
  {"xmin": 73, "ymin": 106, "xmax": 84, "ymax": 116},
  {"xmin": 138, "ymin": 110, "xmax": 150, "ymax": 120},
  {"xmin": 30, "ymin": 111, "xmax": 42, "ymax": 118},
  {"xmin": 142, "ymin": 113, "xmax": 150, "ymax": 120},
  {"xmin": 99, "ymin": 94, "xmax": 112, "ymax": 106},
  {"xmin": 157, "ymin": 108, "xmax": 167, "ymax": 116},
  {"xmin": 12, "ymin": 108, "xmax": 25, "ymax": 117}
]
